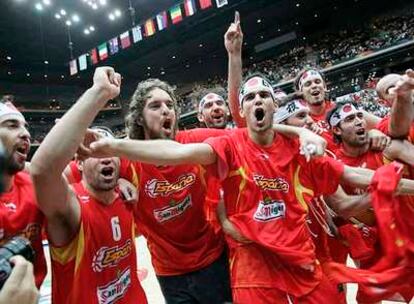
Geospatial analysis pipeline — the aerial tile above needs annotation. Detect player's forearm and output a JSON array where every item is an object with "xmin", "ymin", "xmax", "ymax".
[
  {"xmin": 327, "ymin": 188, "xmax": 371, "ymax": 219},
  {"xmin": 362, "ymin": 111, "xmax": 381, "ymax": 130},
  {"xmin": 110, "ymin": 139, "xmax": 216, "ymax": 166},
  {"xmin": 389, "ymin": 94, "xmax": 413, "ymax": 138},
  {"xmin": 385, "ymin": 140, "xmax": 414, "ymax": 166},
  {"xmin": 227, "ymin": 53, "xmax": 245, "ymax": 128},
  {"xmin": 31, "ymin": 87, "xmax": 108, "ymax": 177}
]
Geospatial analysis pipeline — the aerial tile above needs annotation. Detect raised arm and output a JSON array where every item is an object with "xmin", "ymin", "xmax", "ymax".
[
  {"xmin": 90, "ymin": 138, "xmax": 217, "ymax": 166},
  {"xmin": 30, "ymin": 67, "xmax": 121, "ymax": 245},
  {"xmin": 387, "ymin": 69, "xmax": 414, "ymax": 138},
  {"xmin": 383, "ymin": 139, "xmax": 414, "ymax": 166},
  {"xmin": 225, "ymin": 11, "xmax": 245, "ymax": 128}
]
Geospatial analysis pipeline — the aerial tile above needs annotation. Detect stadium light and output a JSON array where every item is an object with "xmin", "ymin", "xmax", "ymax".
[
  {"xmin": 108, "ymin": 13, "xmax": 115, "ymax": 21},
  {"xmin": 60, "ymin": 9, "xmax": 66, "ymax": 15},
  {"xmin": 7, "ymin": 72, "xmax": 11, "ymax": 75},
  {"xmin": 99, "ymin": 0, "xmax": 107, "ymax": 5},
  {"xmin": 66, "ymin": 20, "xmax": 72, "ymax": 26},
  {"xmin": 35, "ymin": 3, "xmax": 43, "ymax": 11},
  {"xmin": 89, "ymin": 26, "xmax": 95, "ymax": 31},
  {"xmin": 44, "ymin": 60, "xmax": 49, "ymax": 64},
  {"xmin": 72, "ymin": 14, "xmax": 80, "ymax": 22},
  {"xmin": 55, "ymin": 13, "xmax": 61, "ymax": 19},
  {"xmin": 257, "ymin": 19, "xmax": 261, "ymax": 23},
  {"xmin": 26, "ymin": 73, "xmax": 30, "ymax": 77},
  {"xmin": 84, "ymin": 29, "xmax": 90, "ymax": 35},
  {"xmin": 114, "ymin": 9, "xmax": 121, "ymax": 17},
  {"xmin": 6, "ymin": 56, "xmax": 11, "ymax": 60},
  {"xmin": 43, "ymin": 0, "xmax": 51, "ymax": 5}
]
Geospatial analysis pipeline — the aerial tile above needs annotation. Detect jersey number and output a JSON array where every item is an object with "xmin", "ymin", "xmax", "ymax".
[{"xmin": 111, "ymin": 216, "xmax": 122, "ymax": 241}]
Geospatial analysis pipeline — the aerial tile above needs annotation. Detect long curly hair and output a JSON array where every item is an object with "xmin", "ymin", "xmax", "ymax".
[{"xmin": 125, "ymin": 79, "xmax": 179, "ymax": 139}]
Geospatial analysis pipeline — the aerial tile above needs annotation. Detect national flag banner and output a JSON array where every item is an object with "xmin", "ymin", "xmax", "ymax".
[
  {"xmin": 120, "ymin": 31, "xmax": 131, "ymax": 49},
  {"xmin": 69, "ymin": 59, "xmax": 78, "ymax": 75},
  {"xmin": 132, "ymin": 25, "xmax": 143, "ymax": 43},
  {"xmin": 144, "ymin": 19, "xmax": 156, "ymax": 37},
  {"xmin": 89, "ymin": 48, "xmax": 98, "ymax": 65},
  {"xmin": 156, "ymin": 11, "xmax": 168, "ymax": 31},
  {"xmin": 199, "ymin": 0, "xmax": 212, "ymax": 9},
  {"xmin": 215, "ymin": 0, "xmax": 228, "ymax": 8},
  {"xmin": 98, "ymin": 43, "xmax": 108, "ymax": 61},
  {"xmin": 169, "ymin": 5, "xmax": 183, "ymax": 24},
  {"xmin": 184, "ymin": 0, "xmax": 196, "ymax": 16},
  {"xmin": 78, "ymin": 54, "xmax": 87, "ymax": 71},
  {"xmin": 109, "ymin": 37, "xmax": 119, "ymax": 55}
]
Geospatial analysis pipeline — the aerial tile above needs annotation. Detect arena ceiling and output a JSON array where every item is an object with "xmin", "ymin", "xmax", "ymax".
[{"xmin": 0, "ymin": 0, "xmax": 411, "ymax": 98}]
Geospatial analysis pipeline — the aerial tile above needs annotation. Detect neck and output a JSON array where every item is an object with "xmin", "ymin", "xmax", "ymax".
[
  {"xmin": 3, "ymin": 173, "xmax": 14, "ymax": 192},
  {"xmin": 308, "ymin": 102, "xmax": 326, "ymax": 116},
  {"xmin": 341, "ymin": 142, "xmax": 369, "ymax": 157},
  {"xmin": 248, "ymin": 128, "xmax": 275, "ymax": 146},
  {"xmin": 83, "ymin": 181, "xmax": 116, "ymax": 205}
]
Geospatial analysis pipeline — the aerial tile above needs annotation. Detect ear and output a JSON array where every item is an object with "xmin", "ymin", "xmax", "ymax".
[
  {"xmin": 239, "ymin": 107, "xmax": 246, "ymax": 118},
  {"xmin": 136, "ymin": 116, "xmax": 144, "ymax": 126},
  {"xmin": 332, "ymin": 125, "xmax": 342, "ymax": 137},
  {"xmin": 197, "ymin": 112, "xmax": 204, "ymax": 123}
]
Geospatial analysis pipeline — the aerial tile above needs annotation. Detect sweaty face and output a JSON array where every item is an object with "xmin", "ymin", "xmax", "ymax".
[
  {"xmin": 335, "ymin": 112, "xmax": 367, "ymax": 147},
  {"xmin": 0, "ymin": 119, "xmax": 31, "ymax": 175},
  {"xmin": 285, "ymin": 110, "xmax": 314, "ymax": 129},
  {"xmin": 241, "ymin": 89, "xmax": 277, "ymax": 133},
  {"xmin": 82, "ymin": 157, "xmax": 120, "ymax": 191},
  {"xmin": 301, "ymin": 75, "xmax": 327, "ymax": 106},
  {"xmin": 142, "ymin": 88, "xmax": 177, "ymax": 140},
  {"xmin": 199, "ymin": 98, "xmax": 228, "ymax": 129}
]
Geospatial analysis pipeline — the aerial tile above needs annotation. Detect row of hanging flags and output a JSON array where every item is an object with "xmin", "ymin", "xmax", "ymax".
[{"xmin": 69, "ymin": 0, "xmax": 229, "ymax": 75}]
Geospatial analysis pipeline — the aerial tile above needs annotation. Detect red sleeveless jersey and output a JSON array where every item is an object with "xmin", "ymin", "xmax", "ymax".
[
  {"xmin": 50, "ymin": 182, "xmax": 147, "ymax": 304},
  {"xmin": 122, "ymin": 160, "xmax": 224, "ymax": 276},
  {"xmin": 0, "ymin": 171, "xmax": 46, "ymax": 288},
  {"xmin": 205, "ymin": 130, "xmax": 344, "ymax": 296}
]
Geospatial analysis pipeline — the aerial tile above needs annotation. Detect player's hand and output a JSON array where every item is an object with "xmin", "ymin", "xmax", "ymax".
[
  {"xmin": 118, "ymin": 178, "xmax": 138, "ymax": 204},
  {"xmin": 389, "ymin": 69, "xmax": 414, "ymax": 100},
  {"xmin": 367, "ymin": 129, "xmax": 391, "ymax": 151},
  {"xmin": 224, "ymin": 11, "xmax": 243, "ymax": 55},
  {"xmin": 89, "ymin": 138, "xmax": 118, "ymax": 159},
  {"xmin": 307, "ymin": 123, "xmax": 324, "ymax": 135},
  {"xmin": 298, "ymin": 128, "xmax": 326, "ymax": 161},
  {"xmin": 75, "ymin": 129, "xmax": 102, "ymax": 161},
  {"xmin": 0, "ymin": 256, "xmax": 39, "ymax": 304},
  {"xmin": 91, "ymin": 67, "xmax": 122, "ymax": 101},
  {"xmin": 222, "ymin": 219, "xmax": 252, "ymax": 244}
]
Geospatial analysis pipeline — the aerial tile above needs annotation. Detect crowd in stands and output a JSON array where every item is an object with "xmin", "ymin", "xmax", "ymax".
[{"xmin": 5, "ymin": 10, "xmax": 413, "ymax": 144}]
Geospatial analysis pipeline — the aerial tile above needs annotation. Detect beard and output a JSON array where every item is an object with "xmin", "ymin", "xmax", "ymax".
[{"xmin": 6, "ymin": 155, "xmax": 24, "ymax": 175}]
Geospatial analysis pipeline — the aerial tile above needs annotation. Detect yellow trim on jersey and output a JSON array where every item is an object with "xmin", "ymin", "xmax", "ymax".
[
  {"xmin": 130, "ymin": 163, "xmax": 140, "ymax": 189},
  {"xmin": 293, "ymin": 166, "xmax": 314, "ymax": 213},
  {"xmin": 50, "ymin": 224, "xmax": 85, "ymax": 267},
  {"xmin": 198, "ymin": 165, "xmax": 208, "ymax": 190},
  {"xmin": 229, "ymin": 166, "xmax": 248, "ymax": 209}
]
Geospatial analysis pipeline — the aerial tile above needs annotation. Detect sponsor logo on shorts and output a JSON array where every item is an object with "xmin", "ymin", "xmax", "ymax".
[
  {"xmin": 145, "ymin": 173, "xmax": 196, "ymax": 198},
  {"xmin": 254, "ymin": 198, "xmax": 286, "ymax": 222},
  {"xmin": 97, "ymin": 268, "xmax": 131, "ymax": 304},
  {"xmin": 253, "ymin": 175, "xmax": 289, "ymax": 193},
  {"xmin": 153, "ymin": 195, "xmax": 192, "ymax": 223},
  {"xmin": 92, "ymin": 239, "xmax": 132, "ymax": 272}
]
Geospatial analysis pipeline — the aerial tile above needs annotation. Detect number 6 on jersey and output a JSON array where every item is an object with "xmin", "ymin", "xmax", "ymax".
[{"xmin": 111, "ymin": 216, "xmax": 122, "ymax": 241}]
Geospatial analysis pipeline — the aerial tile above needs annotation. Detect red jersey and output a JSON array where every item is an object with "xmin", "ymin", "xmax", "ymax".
[
  {"xmin": 67, "ymin": 161, "xmax": 82, "ymax": 184},
  {"xmin": 205, "ymin": 130, "xmax": 344, "ymax": 296},
  {"xmin": 121, "ymin": 128, "xmax": 229, "ymax": 276},
  {"xmin": 50, "ymin": 183, "xmax": 147, "ymax": 304},
  {"xmin": 177, "ymin": 128, "xmax": 232, "ymax": 234},
  {"xmin": 0, "ymin": 171, "xmax": 46, "ymax": 288},
  {"xmin": 310, "ymin": 100, "xmax": 338, "ymax": 151}
]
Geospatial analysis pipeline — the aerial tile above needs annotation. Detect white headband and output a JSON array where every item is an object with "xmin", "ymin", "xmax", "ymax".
[
  {"xmin": 198, "ymin": 93, "xmax": 225, "ymax": 113},
  {"xmin": 0, "ymin": 102, "xmax": 25, "ymax": 124},
  {"xmin": 329, "ymin": 103, "xmax": 361, "ymax": 127},
  {"xmin": 298, "ymin": 70, "xmax": 323, "ymax": 91},
  {"xmin": 92, "ymin": 127, "xmax": 115, "ymax": 139},
  {"xmin": 273, "ymin": 99, "xmax": 309, "ymax": 123},
  {"xmin": 239, "ymin": 76, "xmax": 275, "ymax": 106}
]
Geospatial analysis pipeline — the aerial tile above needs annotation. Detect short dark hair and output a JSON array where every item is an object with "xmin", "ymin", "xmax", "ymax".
[{"xmin": 326, "ymin": 101, "xmax": 360, "ymax": 143}]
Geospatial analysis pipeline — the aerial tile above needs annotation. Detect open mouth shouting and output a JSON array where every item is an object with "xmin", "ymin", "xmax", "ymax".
[
  {"xmin": 161, "ymin": 119, "xmax": 173, "ymax": 136},
  {"xmin": 254, "ymin": 108, "xmax": 266, "ymax": 126},
  {"xmin": 100, "ymin": 166, "xmax": 115, "ymax": 182},
  {"xmin": 13, "ymin": 141, "xmax": 30, "ymax": 163}
]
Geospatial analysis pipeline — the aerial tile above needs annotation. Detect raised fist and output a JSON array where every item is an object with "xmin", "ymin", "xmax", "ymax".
[{"xmin": 92, "ymin": 66, "xmax": 122, "ymax": 101}]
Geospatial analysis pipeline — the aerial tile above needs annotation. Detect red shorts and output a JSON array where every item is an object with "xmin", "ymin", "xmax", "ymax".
[{"xmin": 232, "ymin": 273, "xmax": 345, "ymax": 304}]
